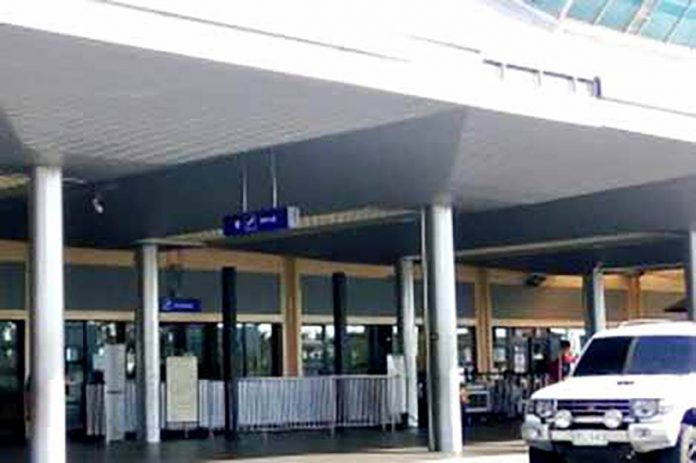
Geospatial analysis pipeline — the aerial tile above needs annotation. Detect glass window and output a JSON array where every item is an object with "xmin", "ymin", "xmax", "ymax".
[
  {"xmin": 626, "ymin": 336, "xmax": 696, "ymax": 375},
  {"xmin": 0, "ymin": 322, "xmax": 20, "ymax": 392},
  {"xmin": 493, "ymin": 327, "xmax": 510, "ymax": 373},
  {"xmin": 574, "ymin": 336, "xmax": 633, "ymax": 376},
  {"xmin": 302, "ymin": 325, "xmax": 331, "ymax": 376},
  {"xmin": 668, "ymin": 3, "xmax": 696, "ymax": 46},
  {"xmin": 0, "ymin": 321, "xmax": 23, "ymax": 436},
  {"xmin": 213, "ymin": 322, "xmax": 277, "ymax": 378},
  {"xmin": 301, "ymin": 324, "xmax": 380, "ymax": 375},
  {"xmin": 527, "ymin": 0, "xmax": 567, "ymax": 17},
  {"xmin": 575, "ymin": 336, "xmax": 696, "ymax": 376},
  {"xmin": 598, "ymin": 0, "xmax": 642, "ymax": 30},
  {"xmin": 244, "ymin": 323, "xmax": 273, "ymax": 377},
  {"xmin": 457, "ymin": 327, "xmax": 476, "ymax": 370},
  {"xmin": 569, "ymin": 0, "xmax": 612, "ymax": 22},
  {"xmin": 346, "ymin": 325, "xmax": 368, "ymax": 374},
  {"xmin": 65, "ymin": 322, "xmax": 85, "ymax": 432},
  {"xmin": 641, "ymin": 0, "xmax": 690, "ymax": 40}
]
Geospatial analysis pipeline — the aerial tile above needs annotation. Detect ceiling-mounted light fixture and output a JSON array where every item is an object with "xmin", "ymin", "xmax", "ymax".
[
  {"xmin": 524, "ymin": 273, "xmax": 547, "ymax": 287},
  {"xmin": 91, "ymin": 191, "xmax": 105, "ymax": 215}
]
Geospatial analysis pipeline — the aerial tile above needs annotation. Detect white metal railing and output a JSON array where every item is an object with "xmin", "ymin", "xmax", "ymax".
[
  {"xmin": 237, "ymin": 375, "xmax": 401, "ymax": 432},
  {"xmin": 85, "ymin": 375, "xmax": 403, "ymax": 437}
]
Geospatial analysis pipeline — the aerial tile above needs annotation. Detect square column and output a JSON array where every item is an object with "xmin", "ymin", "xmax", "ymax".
[
  {"xmin": 136, "ymin": 244, "xmax": 160, "ymax": 443},
  {"xmin": 583, "ymin": 265, "xmax": 607, "ymax": 338},
  {"xmin": 685, "ymin": 231, "xmax": 696, "ymax": 321},
  {"xmin": 396, "ymin": 258, "xmax": 419, "ymax": 428},
  {"xmin": 281, "ymin": 257, "xmax": 302, "ymax": 376},
  {"xmin": 30, "ymin": 166, "xmax": 66, "ymax": 463},
  {"xmin": 423, "ymin": 204, "xmax": 462, "ymax": 453},
  {"xmin": 221, "ymin": 267, "xmax": 239, "ymax": 436},
  {"xmin": 332, "ymin": 273, "xmax": 348, "ymax": 375},
  {"xmin": 625, "ymin": 274, "xmax": 642, "ymax": 320},
  {"xmin": 474, "ymin": 268, "xmax": 493, "ymax": 374}
]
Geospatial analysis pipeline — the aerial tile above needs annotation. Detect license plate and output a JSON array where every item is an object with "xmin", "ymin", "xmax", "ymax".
[{"xmin": 571, "ymin": 431, "xmax": 609, "ymax": 447}]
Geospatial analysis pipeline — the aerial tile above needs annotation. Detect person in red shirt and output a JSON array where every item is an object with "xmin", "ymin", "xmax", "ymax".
[{"xmin": 548, "ymin": 340, "xmax": 575, "ymax": 383}]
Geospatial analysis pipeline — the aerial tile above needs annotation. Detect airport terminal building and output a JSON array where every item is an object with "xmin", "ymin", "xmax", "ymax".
[{"xmin": 2, "ymin": 0, "xmax": 696, "ymax": 461}]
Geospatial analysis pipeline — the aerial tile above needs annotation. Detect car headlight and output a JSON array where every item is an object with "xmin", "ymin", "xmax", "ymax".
[
  {"xmin": 603, "ymin": 409, "xmax": 623, "ymax": 429},
  {"xmin": 532, "ymin": 400, "xmax": 557, "ymax": 419},
  {"xmin": 631, "ymin": 399, "xmax": 660, "ymax": 420},
  {"xmin": 553, "ymin": 410, "xmax": 573, "ymax": 429}
]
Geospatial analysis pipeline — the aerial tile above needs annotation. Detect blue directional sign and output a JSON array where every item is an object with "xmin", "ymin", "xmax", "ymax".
[
  {"xmin": 223, "ymin": 206, "xmax": 300, "ymax": 237},
  {"xmin": 160, "ymin": 297, "xmax": 202, "ymax": 313}
]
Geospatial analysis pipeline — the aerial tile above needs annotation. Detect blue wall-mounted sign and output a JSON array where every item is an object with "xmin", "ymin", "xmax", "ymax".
[
  {"xmin": 223, "ymin": 206, "xmax": 300, "ymax": 237},
  {"xmin": 160, "ymin": 297, "xmax": 202, "ymax": 313}
]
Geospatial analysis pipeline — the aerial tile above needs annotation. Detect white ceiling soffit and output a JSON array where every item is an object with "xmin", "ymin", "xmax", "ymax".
[
  {"xmin": 5, "ymin": 0, "xmax": 696, "ymax": 147},
  {"xmin": 0, "ymin": 26, "xmax": 451, "ymax": 173}
]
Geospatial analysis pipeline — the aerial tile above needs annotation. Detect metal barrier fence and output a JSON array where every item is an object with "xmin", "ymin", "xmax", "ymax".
[
  {"xmin": 86, "ymin": 375, "xmax": 402, "ymax": 437},
  {"xmin": 463, "ymin": 373, "xmax": 550, "ymax": 418}
]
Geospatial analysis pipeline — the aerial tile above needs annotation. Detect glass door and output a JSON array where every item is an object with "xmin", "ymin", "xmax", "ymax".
[
  {"xmin": 64, "ymin": 322, "xmax": 85, "ymax": 434},
  {"xmin": 0, "ymin": 321, "xmax": 25, "ymax": 440}
]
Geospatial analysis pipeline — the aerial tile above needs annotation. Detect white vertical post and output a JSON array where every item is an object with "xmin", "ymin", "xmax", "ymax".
[
  {"xmin": 30, "ymin": 166, "xmax": 66, "ymax": 463},
  {"xmin": 397, "ymin": 258, "xmax": 418, "ymax": 428},
  {"xmin": 136, "ymin": 244, "xmax": 160, "ymax": 443},
  {"xmin": 584, "ymin": 265, "xmax": 607, "ymax": 338},
  {"xmin": 685, "ymin": 231, "xmax": 696, "ymax": 321},
  {"xmin": 424, "ymin": 204, "xmax": 462, "ymax": 453}
]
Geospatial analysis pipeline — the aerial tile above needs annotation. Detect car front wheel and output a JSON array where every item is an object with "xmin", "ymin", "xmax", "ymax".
[{"xmin": 656, "ymin": 425, "xmax": 696, "ymax": 463}]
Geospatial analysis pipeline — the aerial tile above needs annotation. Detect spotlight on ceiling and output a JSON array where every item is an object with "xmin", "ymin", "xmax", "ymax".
[{"xmin": 91, "ymin": 192, "xmax": 105, "ymax": 215}]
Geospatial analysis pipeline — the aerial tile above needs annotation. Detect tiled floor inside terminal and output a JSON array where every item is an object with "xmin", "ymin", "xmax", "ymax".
[{"xmin": 1, "ymin": 424, "xmax": 527, "ymax": 462}]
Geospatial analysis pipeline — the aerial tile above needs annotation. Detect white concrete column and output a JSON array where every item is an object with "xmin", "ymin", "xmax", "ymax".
[
  {"xmin": 584, "ymin": 265, "xmax": 607, "ymax": 338},
  {"xmin": 396, "ymin": 258, "xmax": 418, "ymax": 428},
  {"xmin": 136, "ymin": 244, "xmax": 160, "ymax": 443},
  {"xmin": 685, "ymin": 231, "xmax": 696, "ymax": 321},
  {"xmin": 30, "ymin": 166, "xmax": 66, "ymax": 463},
  {"xmin": 424, "ymin": 204, "xmax": 462, "ymax": 453}
]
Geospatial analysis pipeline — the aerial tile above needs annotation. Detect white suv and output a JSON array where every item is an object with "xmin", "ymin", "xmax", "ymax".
[{"xmin": 522, "ymin": 321, "xmax": 696, "ymax": 463}]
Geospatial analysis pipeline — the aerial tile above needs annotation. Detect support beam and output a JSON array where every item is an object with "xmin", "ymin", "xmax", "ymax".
[
  {"xmin": 221, "ymin": 267, "xmax": 239, "ymax": 436},
  {"xmin": 332, "ymin": 272, "xmax": 347, "ymax": 375},
  {"xmin": 424, "ymin": 204, "xmax": 462, "ymax": 454},
  {"xmin": 29, "ymin": 166, "xmax": 66, "ymax": 463},
  {"xmin": 685, "ymin": 231, "xmax": 696, "ymax": 321},
  {"xmin": 396, "ymin": 258, "xmax": 418, "ymax": 428},
  {"xmin": 583, "ymin": 265, "xmax": 607, "ymax": 338},
  {"xmin": 281, "ymin": 257, "xmax": 302, "ymax": 376},
  {"xmin": 136, "ymin": 244, "xmax": 160, "ymax": 443},
  {"xmin": 474, "ymin": 268, "xmax": 493, "ymax": 374},
  {"xmin": 625, "ymin": 274, "xmax": 642, "ymax": 320}
]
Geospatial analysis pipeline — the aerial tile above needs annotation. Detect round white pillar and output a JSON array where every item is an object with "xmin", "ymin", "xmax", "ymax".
[
  {"xmin": 136, "ymin": 244, "xmax": 161, "ymax": 443},
  {"xmin": 30, "ymin": 166, "xmax": 66, "ymax": 463},
  {"xmin": 424, "ymin": 204, "xmax": 462, "ymax": 453}
]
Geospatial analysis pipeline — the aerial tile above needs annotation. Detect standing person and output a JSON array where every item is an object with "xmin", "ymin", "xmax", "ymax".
[
  {"xmin": 548, "ymin": 340, "xmax": 575, "ymax": 384},
  {"xmin": 460, "ymin": 383, "xmax": 469, "ymax": 445}
]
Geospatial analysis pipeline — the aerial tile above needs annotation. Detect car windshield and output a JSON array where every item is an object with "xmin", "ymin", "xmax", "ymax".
[{"xmin": 573, "ymin": 336, "xmax": 696, "ymax": 377}]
